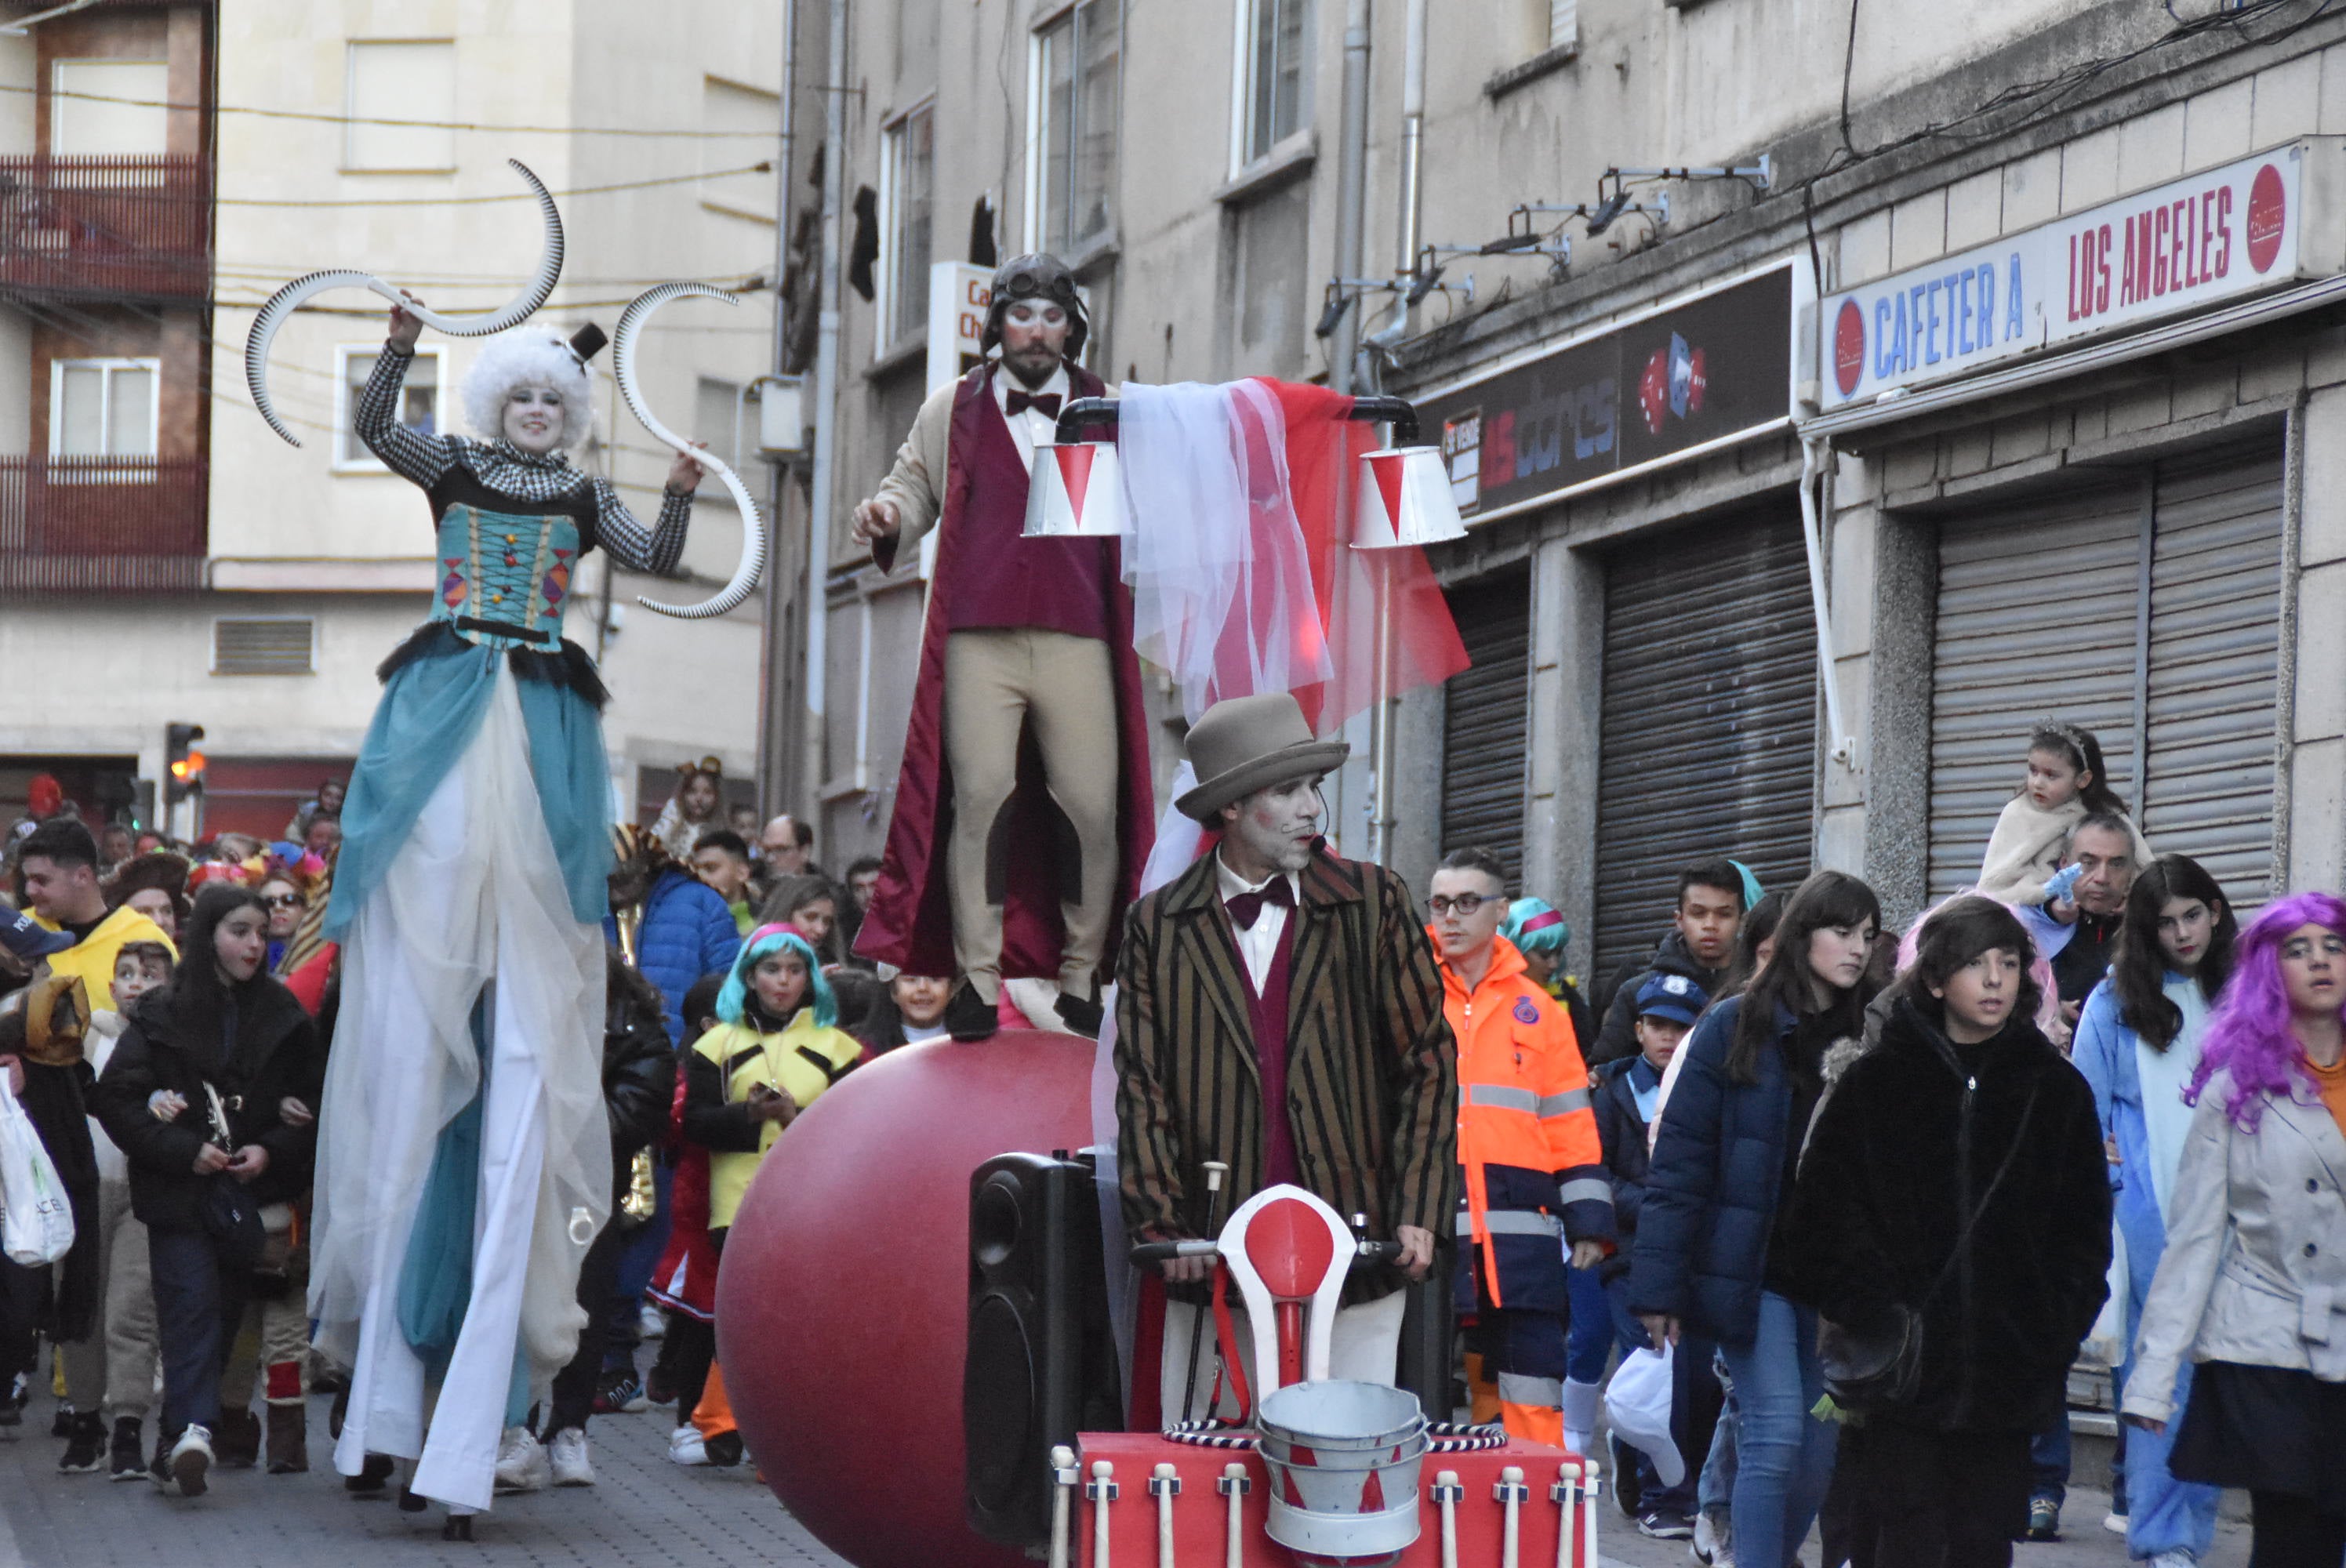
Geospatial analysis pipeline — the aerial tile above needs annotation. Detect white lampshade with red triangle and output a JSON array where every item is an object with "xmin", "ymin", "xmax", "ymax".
[
  {"xmin": 1020, "ymin": 440, "xmax": 1131, "ymax": 538},
  {"xmin": 1350, "ymin": 446, "xmax": 1468, "ymax": 549}
]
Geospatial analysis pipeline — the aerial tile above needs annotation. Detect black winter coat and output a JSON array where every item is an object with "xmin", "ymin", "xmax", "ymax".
[
  {"xmin": 1590, "ymin": 932, "xmax": 1727, "ymax": 1066},
  {"xmin": 604, "ymin": 989, "xmax": 676, "ymax": 1174},
  {"xmin": 91, "ymin": 978, "xmax": 323, "ymax": 1233},
  {"xmin": 1776, "ymin": 999, "xmax": 2112, "ymax": 1431},
  {"xmin": 1589, "ymin": 1054, "xmax": 1655, "ymax": 1281}
]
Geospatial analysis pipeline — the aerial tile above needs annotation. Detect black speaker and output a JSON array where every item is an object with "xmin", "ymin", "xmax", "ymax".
[{"xmin": 963, "ymin": 1149, "xmax": 1122, "ymax": 1548}]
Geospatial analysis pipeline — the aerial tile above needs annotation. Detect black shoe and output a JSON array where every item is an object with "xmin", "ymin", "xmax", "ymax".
[
  {"xmin": 58, "ymin": 1410, "xmax": 105, "ymax": 1473},
  {"xmin": 2024, "ymin": 1497, "xmax": 2061, "ymax": 1541},
  {"xmin": 945, "ymin": 982, "xmax": 998, "ymax": 1042},
  {"xmin": 1608, "ymin": 1436, "xmax": 1643, "ymax": 1517},
  {"xmin": 109, "ymin": 1417, "xmax": 144, "ymax": 1481},
  {"xmin": 701, "ymin": 1429, "xmax": 744, "ymax": 1468},
  {"xmin": 51, "ymin": 1400, "xmax": 76, "ymax": 1439},
  {"xmin": 345, "ymin": 1451, "xmax": 395, "ymax": 1494},
  {"xmin": 1055, "ymin": 987, "xmax": 1103, "ymax": 1038},
  {"xmin": 1638, "ymin": 1509, "xmax": 1694, "ymax": 1540}
]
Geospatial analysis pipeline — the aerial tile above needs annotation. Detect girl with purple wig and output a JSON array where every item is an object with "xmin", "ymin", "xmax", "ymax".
[{"xmin": 2123, "ymin": 892, "xmax": 2346, "ymax": 1568}]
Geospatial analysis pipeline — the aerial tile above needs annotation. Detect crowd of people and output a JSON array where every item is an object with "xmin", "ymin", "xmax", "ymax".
[{"xmin": 5, "ymin": 711, "xmax": 2346, "ymax": 1568}]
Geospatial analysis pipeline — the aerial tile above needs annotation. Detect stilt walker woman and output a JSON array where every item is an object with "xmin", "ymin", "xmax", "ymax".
[{"xmin": 304, "ymin": 294, "xmax": 704, "ymax": 1524}]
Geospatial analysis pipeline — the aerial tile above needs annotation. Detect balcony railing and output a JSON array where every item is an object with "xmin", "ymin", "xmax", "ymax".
[
  {"xmin": 0, "ymin": 455, "xmax": 207, "ymax": 591},
  {"xmin": 0, "ymin": 155, "xmax": 210, "ymax": 302}
]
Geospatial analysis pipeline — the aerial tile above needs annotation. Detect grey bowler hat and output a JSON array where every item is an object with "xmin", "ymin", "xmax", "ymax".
[{"xmin": 1175, "ymin": 693, "xmax": 1351, "ymax": 824}]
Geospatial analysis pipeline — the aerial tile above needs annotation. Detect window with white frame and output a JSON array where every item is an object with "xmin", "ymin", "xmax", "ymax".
[
  {"xmin": 1546, "ymin": 0, "xmax": 1579, "ymax": 53},
  {"xmin": 1237, "ymin": 0, "xmax": 1311, "ymax": 170},
  {"xmin": 344, "ymin": 41, "xmax": 456, "ymax": 172},
  {"xmin": 50, "ymin": 358, "xmax": 158, "ymax": 465},
  {"xmin": 49, "ymin": 60, "xmax": 169, "ymax": 157},
  {"xmin": 1030, "ymin": 2, "xmax": 1120, "ymax": 256},
  {"xmin": 335, "ymin": 345, "xmax": 441, "ymax": 470},
  {"xmin": 879, "ymin": 101, "xmax": 935, "ymax": 350}
]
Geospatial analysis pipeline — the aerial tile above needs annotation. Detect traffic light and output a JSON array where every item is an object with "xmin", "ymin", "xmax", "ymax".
[{"xmin": 165, "ymin": 722, "xmax": 206, "ymax": 805}]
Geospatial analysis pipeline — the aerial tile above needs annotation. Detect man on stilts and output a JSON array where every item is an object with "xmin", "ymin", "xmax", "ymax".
[{"xmin": 850, "ymin": 253, "xmax": 1154, "ymax": 1040}]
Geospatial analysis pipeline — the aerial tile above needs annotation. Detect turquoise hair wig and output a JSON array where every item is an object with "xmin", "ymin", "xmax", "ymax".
[
  {"xmin": 716, "ymin": 923, "xmax": 835, "ymax": 1029},
  {"xmin": 1501, "ymin": 897, "xmax": 1571, "ymax": 959}
]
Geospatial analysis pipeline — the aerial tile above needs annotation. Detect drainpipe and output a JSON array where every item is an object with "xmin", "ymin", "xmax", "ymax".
[
  {"xmin": 1394, "ymin": 0, "xmax": 1425, "ymax": 287},
  {"xmin": 1799, "ymin": 436, "xmax": 1856, "ymax": 768},
  {"xmin": 1328, "ymin": 0, "xmax": 1371, "ymax": 396},
  {"xmin": 758, "ymin": 0, "xmax": 800, "ymax": 821},
  {"xmin": 804, "ymin": 0, "xmax": 846, "ymax": 817}
]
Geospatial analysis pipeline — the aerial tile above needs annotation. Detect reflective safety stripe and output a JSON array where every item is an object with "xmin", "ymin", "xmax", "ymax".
[
  {"xmin": 1496, "ymin": 1372, "xmax": 1563, "ymax": 1406},
  {"xmin": 1460, "ymin": 1208, "xmax": 1563, "ymax": 1237},
  {"xmin": 1556, "ymin": 1178, "xmax": 1614, "ymax": 1209},
  {"xmin": 1465, "ymin": 1083, "xmax": 1539, "ymax": 1113},
  {"xmin": 1535, "ymin": 1088, "xmax": 1592, "ymax": 1118}
]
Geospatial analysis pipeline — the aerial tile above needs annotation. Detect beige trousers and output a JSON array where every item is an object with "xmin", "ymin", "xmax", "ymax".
[
  {"xmin": 60, "ymin": 1179, "xmax": 155, "ymax": 1420},
  {"xmin": 942, "ymin": 628, "xmax": 1119, "ymax": 1002}
]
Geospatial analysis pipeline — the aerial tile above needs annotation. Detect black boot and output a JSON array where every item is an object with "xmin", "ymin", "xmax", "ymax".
[
  {"xmin": 108, "ymin": 1417, "xmax": 144, "ymax": 1482},
  {"xmin": 1055, "ymin": 985, "xmax": 1103, "ymax": 1038},
  {"xmin": 945, "ymin": 980, "xmax": 998, "ymax": 1041}
]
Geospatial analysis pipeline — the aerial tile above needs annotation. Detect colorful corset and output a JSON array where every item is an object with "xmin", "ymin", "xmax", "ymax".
[{"xmin": 431, "ymin": 505, "xmax": 579, "ymax": 650}]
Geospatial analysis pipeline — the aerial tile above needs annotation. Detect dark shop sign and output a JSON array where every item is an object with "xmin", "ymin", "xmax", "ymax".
[{"xmin": 1414, "ymin": 261, "xmax": 1796, "ymax": 525}]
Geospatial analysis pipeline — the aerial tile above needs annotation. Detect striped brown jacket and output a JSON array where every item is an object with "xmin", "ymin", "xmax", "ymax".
[{"xmin": 1113, "ymin": 846, "xmax": 1458, "ymax": 1299}]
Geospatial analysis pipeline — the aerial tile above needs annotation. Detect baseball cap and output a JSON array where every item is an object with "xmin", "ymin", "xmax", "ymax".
[
  {"xmin": 0, "ymin": 906, "xmax": 74, "ymax": 961},
  {"xmin": 1635, "ymin": 972, "xmax": 1709, "ymax": 1028}
]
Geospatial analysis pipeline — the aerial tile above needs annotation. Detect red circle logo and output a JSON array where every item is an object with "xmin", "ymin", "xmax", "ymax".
[
  {"xmin": 2247, "ymin": 164, "xmax": 2286, "ymax": 274},
  {"xmin": 1832, "ymin": 299, "xmax": 1866, "ymax": 397}
]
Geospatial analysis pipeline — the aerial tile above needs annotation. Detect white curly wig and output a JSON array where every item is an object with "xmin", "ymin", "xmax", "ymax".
[{"xmin": 461, "ymin": 327, "xmax": 595, "ymax": 451}]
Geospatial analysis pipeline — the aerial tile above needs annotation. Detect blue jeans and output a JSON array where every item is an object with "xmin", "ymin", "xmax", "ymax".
[
  {"xmin": 2029, "ymin": 1403, "xmax": 2070, "ymax": 1508},
  {"xmin": 1718, "ymin": 1291, "xmax": 1836, "ymax": 1568},
  {"xmin": 1566, "ymin": 1265, "xmax": 1614, "ymax": 1384},
  {"xmin": 1702, "ymin": 1351, "xmax": 1739, "ymax": 1515},
  {"xmin": 604, "ymin": 1163, "xmax": 674, "ymax": 1374},
  {"xmin": 148, "ymin": 1225, "xmax": 250, "ymax": 1441}
]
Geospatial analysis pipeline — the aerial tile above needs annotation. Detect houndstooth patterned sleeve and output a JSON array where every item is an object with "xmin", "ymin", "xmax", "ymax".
[
  {"xmin": 353, "ymin": 344, "xmax": 458, "ymax": 485},
  {"xmin": 594, "ymin": 477, "xmax": 692, "ymax": 575}
]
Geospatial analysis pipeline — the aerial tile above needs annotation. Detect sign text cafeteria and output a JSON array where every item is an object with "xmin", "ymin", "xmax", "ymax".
[{"xmin": 1818, "ymin": 141, "xmax": 2313, "ymax": 411}]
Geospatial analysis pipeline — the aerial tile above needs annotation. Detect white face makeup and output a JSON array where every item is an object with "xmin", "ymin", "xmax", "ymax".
[{"xmin": 502, "ymin": 384, "xmax": 566, "ymax": 455}]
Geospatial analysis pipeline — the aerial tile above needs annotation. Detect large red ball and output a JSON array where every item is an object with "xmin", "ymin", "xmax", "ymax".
[{"xmin": 717, "ymin": 1029, "xmax": 1099, "ymax": 1568}]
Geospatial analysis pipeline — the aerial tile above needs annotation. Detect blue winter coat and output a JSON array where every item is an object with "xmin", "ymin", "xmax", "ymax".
[
  {"xmin": 1590, "ymin": 1054, "xmax": 1657, "ymax": 1281},
  {"xmin": 627, "ymin": 868, "xmax": 742, "ymax": 1046},
  {"xmin": 1626, "ymin": 995, "xmax": 1797, "ymax": 1345}
]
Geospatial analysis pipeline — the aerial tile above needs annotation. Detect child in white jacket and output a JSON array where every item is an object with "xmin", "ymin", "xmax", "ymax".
[{"xmin": 1977, "ymin": 720, "xmax": 2153, "ymax": 904}]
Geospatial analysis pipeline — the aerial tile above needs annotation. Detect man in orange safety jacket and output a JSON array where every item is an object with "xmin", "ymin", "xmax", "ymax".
[{"xmin": 1428, "ymin": 847, "xmax": 1612, "ymax": 1448}]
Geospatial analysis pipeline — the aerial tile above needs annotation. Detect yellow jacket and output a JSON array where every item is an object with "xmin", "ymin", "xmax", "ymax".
[
  {"xmin": 685, "ymin": 1010, "xmax": 861, "ymax": 1229},
  {"xmin": 38, "ymin": 905, "xmax": 175, "ymax": 1011}
]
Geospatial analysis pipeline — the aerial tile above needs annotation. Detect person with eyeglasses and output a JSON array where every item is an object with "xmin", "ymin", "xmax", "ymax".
[{"xmin": 1427, "ymin": 847, "xmax": 1613, "ymax": 1454}]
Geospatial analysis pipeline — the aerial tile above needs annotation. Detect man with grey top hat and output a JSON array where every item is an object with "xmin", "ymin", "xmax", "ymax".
[
  {"xmin": 1115, "ymin": 692, "xmax": 1457, "ymax": 1417},
  {"xmin": 851, "ymin": 253, "xmax": 1153, "ymax": 1044}
]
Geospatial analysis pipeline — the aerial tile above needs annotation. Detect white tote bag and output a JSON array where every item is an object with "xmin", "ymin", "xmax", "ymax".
[{"xmin": 0, "ymin": 1076, "xmax": 75, "ymax": 1266}]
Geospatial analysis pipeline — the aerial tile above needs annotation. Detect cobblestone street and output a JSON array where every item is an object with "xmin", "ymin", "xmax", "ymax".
[{"xmin": 0, "ymin": 1391, "xmax": 852, "ymax": 1568}]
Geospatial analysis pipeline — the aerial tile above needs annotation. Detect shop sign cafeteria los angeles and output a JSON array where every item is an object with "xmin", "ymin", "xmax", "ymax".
[{"xmin": 1811, "ymin": 137, "xmax": 2346, "ymax": 413}]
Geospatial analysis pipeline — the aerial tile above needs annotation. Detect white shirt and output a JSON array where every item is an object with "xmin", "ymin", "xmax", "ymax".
[
  {"xmin": 1215, "ymin": 851, "xmax": 1301, "ymax": 993},
  {"xmin": 991, "ymin": 363, "xmax": 1071, "ymax": 472}
]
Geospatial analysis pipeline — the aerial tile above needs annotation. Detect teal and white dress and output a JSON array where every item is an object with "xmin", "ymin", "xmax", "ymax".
[{"xmin": 308, "ymin": 346, "xmax": 690, "ymax": 1512}]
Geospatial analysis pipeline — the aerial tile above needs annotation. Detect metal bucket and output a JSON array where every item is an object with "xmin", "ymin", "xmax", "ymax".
[{"xmin": 1256, "ymin": 1381, "xmax": 1428, "ymax": 1566}]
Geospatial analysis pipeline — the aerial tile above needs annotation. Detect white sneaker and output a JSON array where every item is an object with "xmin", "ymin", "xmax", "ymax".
[
  {"xmin": 547, "ymin": 1426, "xmax": 594, "ymax": 1487},
  {"xmin": 492, "ymin": 1425, "xmax": 549, "ymax": 1494},
  {"xmin": 2148, "ymin": 1552, "xmax": 2194, "ymax": 1568},
  {"xmin": 1692, "ymin": 1509, "xmax": 1734, "ymax": 1567},
  {"xmin": 169, "ymin": 1422, "xmax": 212, "ymax": 1497},
  {"xmin": 2104, "ymin": 1512, "xmax": 2130, "ymax": 1535},
  {"xmin": 639, "ymin": 1303, "xmax": 664, "ymax": 1341},
  {"xmin": 667, "ymin": 1423, "xmax": 708, "ymax": 1467}
]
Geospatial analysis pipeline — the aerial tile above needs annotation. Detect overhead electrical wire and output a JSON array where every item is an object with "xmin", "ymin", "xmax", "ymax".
[{"xmin": 0, "ymin": 78, "xmax": 783, "ymax": 139}]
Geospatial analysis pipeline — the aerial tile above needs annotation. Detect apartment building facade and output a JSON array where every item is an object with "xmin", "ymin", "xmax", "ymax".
[
  {"xmin": 800, "ymin": 0, "xmax": 2346, "ymax": 989},
  {"xmin": 0, "ymin": 0, "xmax": 784, "ymax": 840}
]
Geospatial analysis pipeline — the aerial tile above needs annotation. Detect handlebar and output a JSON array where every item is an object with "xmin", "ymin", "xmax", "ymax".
[{"xmin": 1128, "ymin": 1238, "xmax": 1401, "ymax": 1268}]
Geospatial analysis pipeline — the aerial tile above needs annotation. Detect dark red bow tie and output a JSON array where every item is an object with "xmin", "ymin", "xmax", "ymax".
[
  {"xmin": 1227, "ymin": 877, "xmax": 1295, "ymax": 931},
  {"xmin": 1006, "ymin": 390, "xmax": 1062, "ymax": 419}
]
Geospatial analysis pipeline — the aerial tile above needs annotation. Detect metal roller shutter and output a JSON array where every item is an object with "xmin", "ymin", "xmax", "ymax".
[
  {"xmin": 1440, "ymin": 573, "xmax": 1531, "ymax": 885},
  {"xmin": 1926, "ymin": 447, "xmax": 2282, "ymax": 907},
  {"xmin": 1592, "ymin": 510, "xmax": 1814, "ymax": 984},
  {"xmin": 1927, "ymin": 485, "xmax": 2145, "ymax": 900},
  {"xmin": 2144, "ymin": 454, "xmax": 2284, "ymax": 905}
]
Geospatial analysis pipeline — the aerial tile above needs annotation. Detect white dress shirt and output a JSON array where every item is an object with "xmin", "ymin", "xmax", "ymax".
[
  {"xmin": 992, "ymin": 363, "xmax": 1071, "ymax": 472},
  {"xmin": 1215, "ymin": 850, "xmax": 1302, "ymax": 993}
]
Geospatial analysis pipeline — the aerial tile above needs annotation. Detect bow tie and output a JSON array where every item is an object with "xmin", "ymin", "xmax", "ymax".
[
  {"xmin": 1226, "ymin": 877, "xmax": 1295, "ymax": 932},
  {"xmin": 1006, "ymin": 390, "xmax": 1062, "ymax": 419}
]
